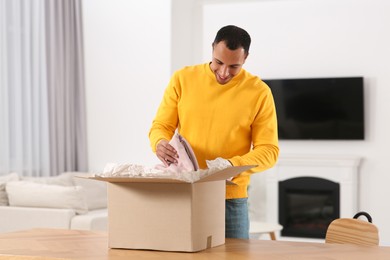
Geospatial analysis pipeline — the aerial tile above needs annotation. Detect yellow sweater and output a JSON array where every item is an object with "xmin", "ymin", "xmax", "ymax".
[{"xmin": 149, "ymin": 63, "xmax": 279, "ymax": 199}]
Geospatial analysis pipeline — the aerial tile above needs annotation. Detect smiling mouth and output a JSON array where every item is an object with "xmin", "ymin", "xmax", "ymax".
[{"xmin": 216, "ymin": 73, "xmax": 230, "ymax": 82}]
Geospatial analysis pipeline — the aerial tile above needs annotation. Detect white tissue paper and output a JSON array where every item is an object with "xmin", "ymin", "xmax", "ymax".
[
  {"xmin": 206, "ymin": 157, "xmax": 234, "ymax": 181},
  {"xmin": 206, "ymin": 157, "xmax": 232, "ymax": 170},
  {"xmin": 97, "ymin": 162, "xmax": 220, "ymax": 183},
  {"xmin": 96, "ymin": 135, "xmax": 234, "ymax": 183}
]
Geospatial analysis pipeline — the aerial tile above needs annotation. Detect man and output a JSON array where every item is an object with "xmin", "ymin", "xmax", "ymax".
[{"xmin": 149, "ymin": 25, "xmax": 279, "ymax": 239}]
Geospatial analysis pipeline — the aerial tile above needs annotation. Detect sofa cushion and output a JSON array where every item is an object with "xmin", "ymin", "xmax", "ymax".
[
  {"xmin": 0, "ymin": 173, "xmax": 20, "ymax": 206},
  {"xmin": 0, "ymin": 206, "xmax": 76, "ymax": 233},
  {"xmin": 6, "ymin": 181, "xmax": 88, "ymax": 214},
  {"xmin": 21, "ymin": 172, "xmax": 74, "ymax": 186},
  {"xmin": 66, "ymin": 172, "xmax": 107, "ymax": 210},
  {"xmin": 0, "ymin": 172, "xmax": 20, "ymax": 182},
  {"xmin": 71, "ymin": 208, "xmax": 108, "ymax": 231}
]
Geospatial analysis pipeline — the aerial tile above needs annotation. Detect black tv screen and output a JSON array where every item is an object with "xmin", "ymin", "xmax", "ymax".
[{"xmin": 264, "ymin": 77, "xmax": 364, "ymax": 140}]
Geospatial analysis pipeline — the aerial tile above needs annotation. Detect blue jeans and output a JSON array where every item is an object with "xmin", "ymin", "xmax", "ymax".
[{"xmin": 225, "ymin": 198, "xmax": 249, "ymax": 239}]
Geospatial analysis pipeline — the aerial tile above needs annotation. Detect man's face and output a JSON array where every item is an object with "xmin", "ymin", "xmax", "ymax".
[{"xmin": 209, "ymin": 41, "xmax": 247, "ymax": 85}]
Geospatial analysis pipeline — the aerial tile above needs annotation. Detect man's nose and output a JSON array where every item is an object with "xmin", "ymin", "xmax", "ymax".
[{"xmin": 219, "ymin": 66, "xmax": 229, "ymax": 78}]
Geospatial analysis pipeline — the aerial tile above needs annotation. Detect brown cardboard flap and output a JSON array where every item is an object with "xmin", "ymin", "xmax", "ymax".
[
  {"xmin": 78, "ymin": 165, "xmax": 256, "ymax": 184},
  {"xmin": 81, "ymin": 176, "xmax": 188, "ymax": 183},
  {"xmin": 195, "ymin": 165, "xmax": 256, "ymax": 183}
]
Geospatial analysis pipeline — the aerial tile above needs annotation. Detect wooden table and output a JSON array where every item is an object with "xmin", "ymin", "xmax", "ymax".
[{"xmin": 0, "ymin": 228, "xmax": 390, "ymax": 260}]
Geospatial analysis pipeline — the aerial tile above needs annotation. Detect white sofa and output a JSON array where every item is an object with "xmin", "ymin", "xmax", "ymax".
[{"xmin": 0, "ymin": 172, "xmax": 108, "ymax": 233}]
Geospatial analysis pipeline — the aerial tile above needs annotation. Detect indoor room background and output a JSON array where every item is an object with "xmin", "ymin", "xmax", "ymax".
[
  {"xmin": 83, "ymin": 0, "xmax": 390, "ymax": 244},
  {"xmin": 2, "ymin": 0, "xmax": 387, "ymax": 244}
]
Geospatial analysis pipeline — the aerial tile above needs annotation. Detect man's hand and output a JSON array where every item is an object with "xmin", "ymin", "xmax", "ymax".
[{"xmin": 156, "ymin": 139, "xmax": 179, "ymax": 167}]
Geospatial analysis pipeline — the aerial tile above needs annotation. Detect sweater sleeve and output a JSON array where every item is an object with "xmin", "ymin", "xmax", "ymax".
[
  {"xmin": 148, "ymin": 73, "xmax": 180, "ymax": 152},
  {"xmin": 229, "ymin": 86, "xmax": 279, "ymax": 173}
]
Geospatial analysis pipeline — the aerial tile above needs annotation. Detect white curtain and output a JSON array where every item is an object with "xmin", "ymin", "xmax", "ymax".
[
  {"xmin": 45, "ymin": 0, "xmax": 88, "ymax": 175},
  {"xmin": 0, "ymin": 0, "xmax": 88, "ymax": 177}
]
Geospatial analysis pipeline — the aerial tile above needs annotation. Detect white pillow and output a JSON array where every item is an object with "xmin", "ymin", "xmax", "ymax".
[
  {"xmin": 66, "ymin": 172, "xmax": 107, "ymax": 210},
  {"xmin": 0, "ymin": 172, "xmax": 20, "ymax": 206},
  {"xmin": 0, "ymin": 172, "xmax": 20, "ymax": 182},
  {"xmin": 21, "ymin": 172, "xmax": 74, "ymax": 186},
  {"xmin": 6, "ymin": 181, "xmax": 88, "ymax": 214}
]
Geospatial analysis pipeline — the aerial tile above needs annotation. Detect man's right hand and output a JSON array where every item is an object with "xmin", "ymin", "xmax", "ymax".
[{"xmin": 156, "ymin": 139, "xmax": 179, "ymax": 167}]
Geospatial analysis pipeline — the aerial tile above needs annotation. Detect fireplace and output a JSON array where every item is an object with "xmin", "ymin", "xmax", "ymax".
[
  {"xmin": 279, "ymin": 177, "xmax": 340, "ymax": 238},
  {"xmin": 265, "ymin": 155, "xmax": 361, "ymax": 241}
]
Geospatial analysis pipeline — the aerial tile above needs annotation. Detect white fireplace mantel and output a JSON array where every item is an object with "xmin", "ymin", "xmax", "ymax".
[{"xmin": 265, "ymin": 155, "xmax": 362, "ymax": 239}]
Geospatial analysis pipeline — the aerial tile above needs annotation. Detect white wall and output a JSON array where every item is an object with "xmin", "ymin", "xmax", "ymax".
[
  {"xmin": 83, "ymin": 0, "xmax": 390, "ymax": 244},
  {"xmin": 171, "ymin": 0, "xmax": 204, "ymax": 71},
  {"xmin": 202, "ymin": 0, "xmax": 390, "ymax": 243},
  {"xmin": 83, "ymin": 0, "xmax": 171, "ymax": 170}
]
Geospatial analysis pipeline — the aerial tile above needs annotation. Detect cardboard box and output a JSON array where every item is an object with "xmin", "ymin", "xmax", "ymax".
[{"xmin": 88, "ymin": 165, "xmax": 254, "ymax": 252}]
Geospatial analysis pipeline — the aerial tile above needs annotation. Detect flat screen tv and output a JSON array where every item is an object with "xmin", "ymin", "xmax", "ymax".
[{"xmin": 264, "ymin": 77, "xmax": 364, "ymax": 140}]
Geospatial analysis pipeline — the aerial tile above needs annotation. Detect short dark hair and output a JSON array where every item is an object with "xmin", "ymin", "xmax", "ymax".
[{"xmin": 213, "ymin": 25, "xmax": 251, "ymax": 55}]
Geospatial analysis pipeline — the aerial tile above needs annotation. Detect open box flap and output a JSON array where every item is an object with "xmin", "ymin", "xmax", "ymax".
[
  {"xmin": 81, "ymin": 176, "xmax": 188, "ymax": 183},
  {"xmin": 78, "ymin": 165, "xmax": 256, "ymax": 184},
  {"xmin": 195, "ymin": 165, "xmax": 256, "ymax": 183}
]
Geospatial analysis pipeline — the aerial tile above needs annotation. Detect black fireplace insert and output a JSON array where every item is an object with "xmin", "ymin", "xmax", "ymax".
[{"xmin": 279, "ymin": 177, "xmax": 340, "ymax": 239}]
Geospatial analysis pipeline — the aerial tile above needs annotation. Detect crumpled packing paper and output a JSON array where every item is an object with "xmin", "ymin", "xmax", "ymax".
[{"xmin": 95, "ymin": 157, "xmax": 231, "ymax": 183}]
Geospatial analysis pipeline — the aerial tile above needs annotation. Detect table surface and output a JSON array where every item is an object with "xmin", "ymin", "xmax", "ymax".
[{"xmin": 0, "ymin": 228, "xmax": 390, "ymax": 260}]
